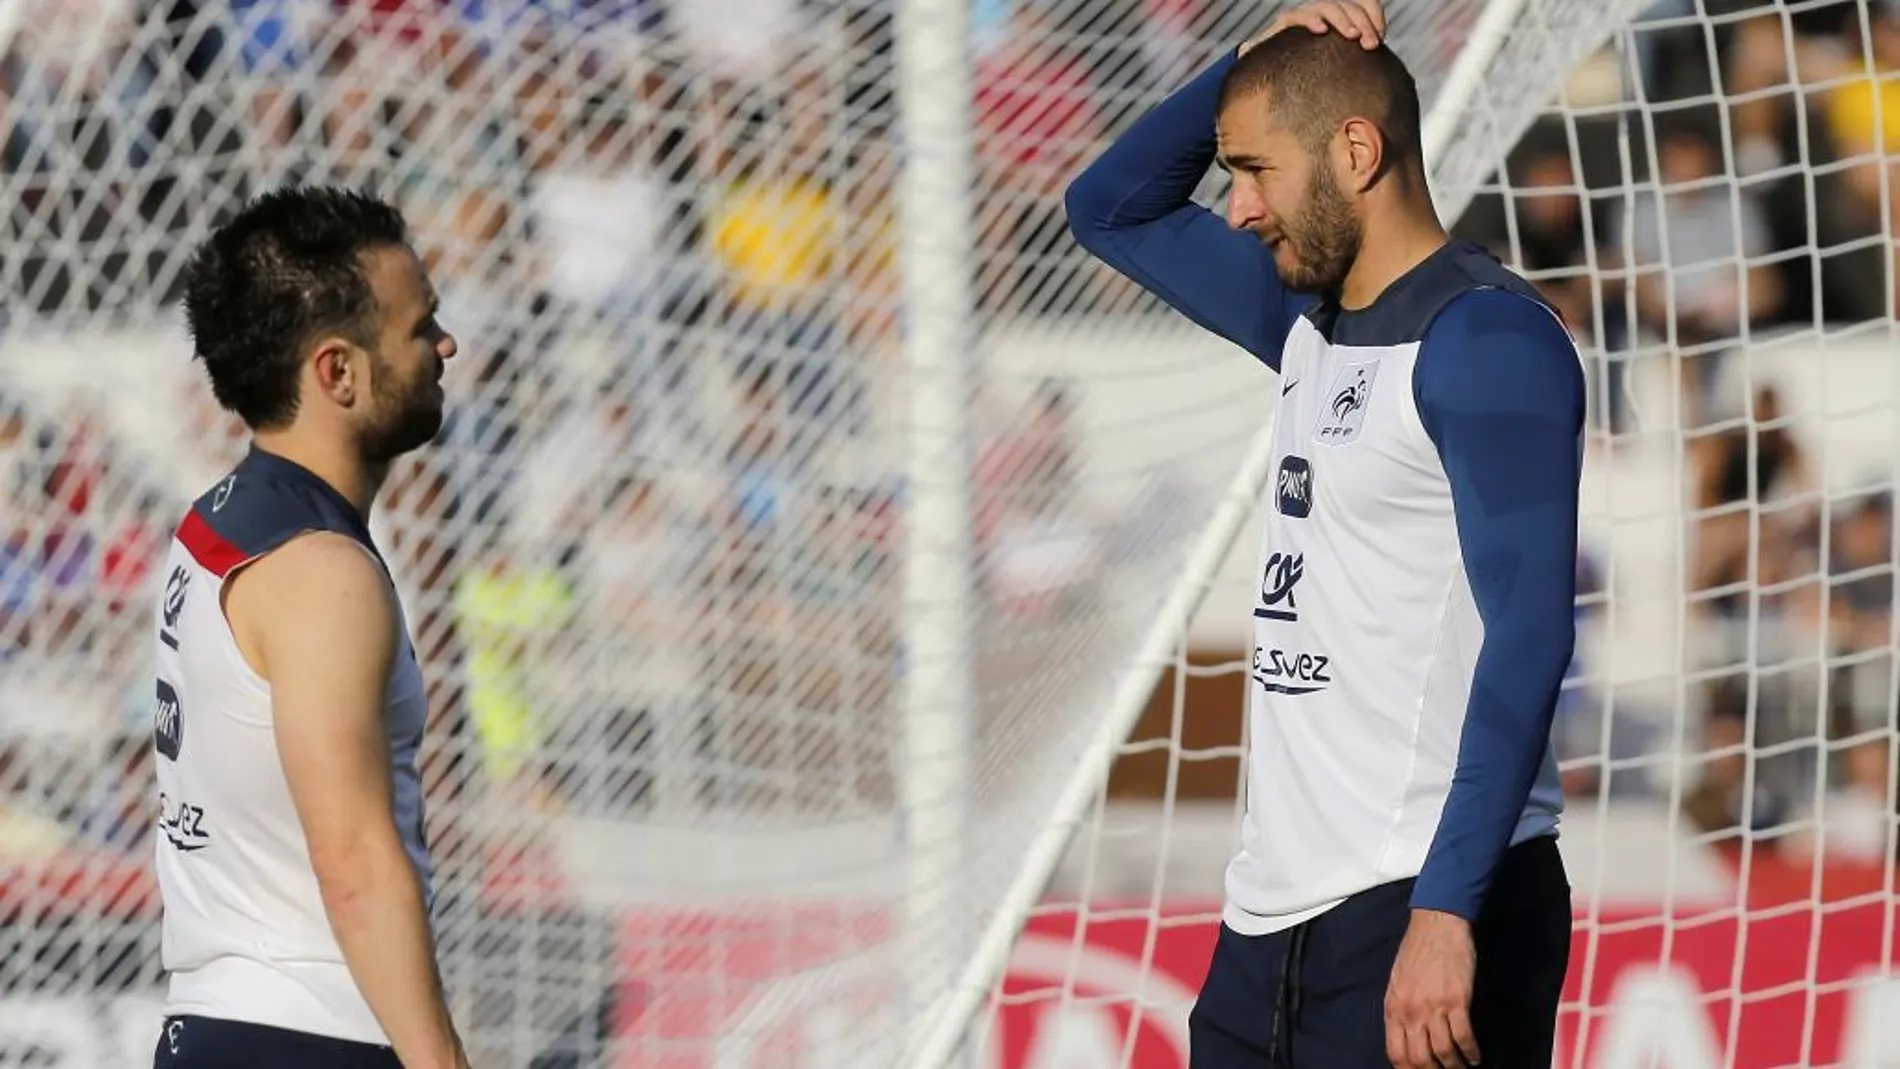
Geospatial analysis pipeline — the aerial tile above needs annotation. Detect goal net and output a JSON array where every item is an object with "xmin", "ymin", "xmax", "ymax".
[{"xmin": 0, "ymin": 0, "xmax": 1892, "ymax": 1067}]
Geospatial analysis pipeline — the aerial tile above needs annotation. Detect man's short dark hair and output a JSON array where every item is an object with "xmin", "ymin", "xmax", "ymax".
[
  {"xmin": 181, "ymin": 186, "xmax": 409, "ymax": 430},
  {"xmin": 1219, "ymin": 28, "xmax": 1424, "ymax": 177}
]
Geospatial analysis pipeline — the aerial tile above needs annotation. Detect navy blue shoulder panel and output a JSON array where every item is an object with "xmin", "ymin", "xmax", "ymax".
[
  {"xmin": 181, "ymin": 447, "xmax": 380, "ymax": 577},
  {"xmin": 1307, "ymin": 240, "xmax": 1548, "ymax": 347}
]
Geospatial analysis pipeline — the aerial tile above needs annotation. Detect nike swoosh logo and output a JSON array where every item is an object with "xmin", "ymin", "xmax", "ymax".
[{"xmin": 1281, "ymin": 379, "xmax": 1298, "ymax": 396}]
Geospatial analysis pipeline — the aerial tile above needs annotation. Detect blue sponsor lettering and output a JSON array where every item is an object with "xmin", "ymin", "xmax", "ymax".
[{"xmin": 1250, "ymin": 645, "xmax": 1331, "ymax": 695}]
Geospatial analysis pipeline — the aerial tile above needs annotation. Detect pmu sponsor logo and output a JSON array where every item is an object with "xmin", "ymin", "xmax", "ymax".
[
  {"xmin": 1276, "ymin": 455, "xmax": 1313, "ymax": 518},
  {"xmin": 153, "ymin": 679, "xmax": 183, "ymax": 761},
  {"xmin": 159, "ymin": 792, "xmax": 211, "ymax": 852}
]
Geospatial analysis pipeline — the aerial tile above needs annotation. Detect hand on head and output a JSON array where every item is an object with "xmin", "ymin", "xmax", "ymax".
[{"xmin": 1241, "ymin": 0, "xmax": 1387, "ymax": 57}]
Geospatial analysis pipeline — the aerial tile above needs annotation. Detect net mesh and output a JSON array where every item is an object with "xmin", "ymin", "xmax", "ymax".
[{"xmin": 0, "ymin": 1, "xmax": 1888, "ymax": 1068}]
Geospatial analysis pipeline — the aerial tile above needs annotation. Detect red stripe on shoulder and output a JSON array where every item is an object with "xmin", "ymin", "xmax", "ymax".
[{"xmin": 176, "ymin": 509, "xmax": 249, "ymax": 578}]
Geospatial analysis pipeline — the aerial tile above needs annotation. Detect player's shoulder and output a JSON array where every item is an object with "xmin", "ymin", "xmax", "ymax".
[
  {"xmin": 1410, "ymin": 254, "xmax": 1585, "ymax": 417},
  {"xmin": 1329, "ymin": 240, "xmax": 1561, "ymax": 349},
  {"xmin": 175, "ymin": 447, "xmax": 378, "ymax": 580},
  {"xmin": 235, "ymin": 530, "xmax": 392, "ymax": 610},
  {"xmin": 1418, "ymin": 242, "xmax": 1565, "ymax": 339},
  {"xmin": 1412, "ymin": 244, "xmax": 1577, "ymax": 363},
  {"xmin": 223, "ymin": 530, "xmax": 400, "ymax": 677}
]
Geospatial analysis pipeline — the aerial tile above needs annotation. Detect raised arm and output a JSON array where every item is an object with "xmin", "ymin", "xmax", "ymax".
[
  {"xmin": 1410, "ymin": 289, "xmax": 1585, "ymax": 920},
  {"xmin": 1063, "ymin": 51, "xmax": 1306, "ymax": 369},
  {"xmin": 229, "ymin": 533, "xmax": 468, "ymax": 1069}
]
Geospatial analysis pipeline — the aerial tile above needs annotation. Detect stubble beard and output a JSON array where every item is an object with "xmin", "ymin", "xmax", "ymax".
[
  {"xmin": 358, "ymin": 349, "xmax": 445, "ymax": 466},
  {"xmin": 1279, "ymin": 162, "xmax": 1364, "ymax": 296}
]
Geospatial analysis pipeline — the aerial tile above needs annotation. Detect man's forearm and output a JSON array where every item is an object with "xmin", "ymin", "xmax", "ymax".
[
  {"xmin": 1063, "ymin": 49, "xmax": 1301, "ymax": 367},
  {"xmin": 1065, "ymin": 50, "xmax": 1235, "ymax": 235},
  {"xmin": 318, "ymin": 835, "xmax": 463, "ymax": 1069}
]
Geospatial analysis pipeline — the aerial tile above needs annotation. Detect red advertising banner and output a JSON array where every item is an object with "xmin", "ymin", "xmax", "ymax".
[
  {"xmin": 986, "ymin": 900, "xmax": 1900, "ymax": 1069},
  {"xmin": 7, "ymin": 848, "xmax": 1900, "ymax": 1068}
]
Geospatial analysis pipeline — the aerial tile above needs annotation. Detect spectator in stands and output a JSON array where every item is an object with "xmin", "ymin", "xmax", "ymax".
[
  {"xmin": 1616, "ymin": 119, "xmax": 1782, "ymax": 426},
  {"xmin": 99, "ymin": 490, "xmax": 164, "ymax": 616},
  {"xmin": 724, "ymin": 363, "xmax": 789, "ymax": 543},
  {"xmin": 1691, "ymin": 384, "xmax": 1813, "ymax": 616},
  {"xmin": 1827, "ymin": 492, "xmax": 1895, "ymax": 825},
  {"xmin": 520, "ymin": 376, "xmax": 690, "ymax": 551},
  {"xmin": 218, "ymin": 0, "xmax": 316, "ymax": 179},
  {"xmin": 2, "ymin": 0, "xmax": 158, "ymax": 316},
  {"xmin": 835, "ymin": 138, "xmax": 902, "ymax": 362},
  {"xmin": 1824, "ymin": 3, "xmax": 1900, "ymax": 309},
  {"xmin": 1506, "ymin": 147, "xmax": 1602, "ymax": 337},
  {"xmin": 407, "ymin": 186, "xmax": 543, "ymax": 531},
  {"xmin": 706, "ymin": 44, "xmax": 874, "ymax": 432},
  {"xmin": 1498, "ymin": 142, "xmax": 1646, "ymax": 436},
  {"xmin": 973, "ymin": 0, "xmax": 1103, "ymax": 316},
  {"xmin": 318, "ymin": 0, "xmax": 457, "ymax": 185},
  {"xmin": 0, "ymin": 743, "xmax": 72, "ymax": 861},
  {"xmin": 34, "ymin": 406, "xmax": 105, "ymax": 655},
  {"xmin": 524, "ymin": 75, "xmax": 711, "ymax": 371},
  {"xmin": 0, "ymin": 392, "xmax": 30, "ymax": 514},
  {"xmin": 74, "ymin": 733, "xmax": 154, "ymax": 854},
  {"xmin": 0, "ymin": 524, "xmax": 31, "ymax": 659},
  {"xmin": 670, "ymin": 0, "xmax": 801, "ymax": 83},
  {"xmin": 1686, "ymin": 507, "xmax": 1827, "ymax": 843},
  {"xmin": 973, "ymin": 378, "xmax": 1099, "ymax": 621},
  {"xmin": 1139, "ymin": 0, "xmax": 1205, "ymax": 89},
  {"xmin": 561, "ymin": 464, "xmax": 711, "ymax": 814},
  {"xmin": 452, "ymin": 523, "xmax": 576, "ymax": 809},
  {"xmin": 1714, "ymin": 5, "xmax": 1883, "ymax": 325},
  {"xmin": 1685, "ymin": 678, "xmax": 1795, "ymax": 840}
]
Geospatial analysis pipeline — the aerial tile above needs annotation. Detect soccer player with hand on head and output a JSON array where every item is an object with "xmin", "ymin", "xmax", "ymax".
[
  {"xmin": 1067, "ymin": 3, "xmax": 1582, "ymax": 1068},
  {"xmin": 151, "ymin": 187, "xmax": 469, "ymax": 1069}
]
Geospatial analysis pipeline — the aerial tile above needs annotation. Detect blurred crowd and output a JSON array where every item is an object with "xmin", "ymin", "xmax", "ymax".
[
  {"xmin": 0, "ymin": 0, "xmax": 1895, "ymax": 876},
  {"xmin": 0, "ymin": 0, "xmax": 1132, "ymax": 858}
]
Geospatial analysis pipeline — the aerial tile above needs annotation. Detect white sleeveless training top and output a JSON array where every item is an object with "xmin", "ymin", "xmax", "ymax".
[{"xmin": 152, "ymin": 446, "xmax": 433, "ymax": 1044}]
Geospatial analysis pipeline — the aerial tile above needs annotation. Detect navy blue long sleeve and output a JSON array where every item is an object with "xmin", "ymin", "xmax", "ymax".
[
  {"xmin": 1409, "ymin": 289, "xmax": 1584, "ymax": 921},
  {"xmin": 1064, "ymin": 52, "xmax": 1307, "ymax": 369}
]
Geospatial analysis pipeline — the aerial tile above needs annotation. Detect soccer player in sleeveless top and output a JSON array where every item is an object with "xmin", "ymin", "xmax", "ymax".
[
  {"xmin": 1067, "ymin": 3, "xmax": 1582, "ymax": 1068},
  {"xmin": 151, "ymin": 187, "xmax": 467, "ymax": 1069}
]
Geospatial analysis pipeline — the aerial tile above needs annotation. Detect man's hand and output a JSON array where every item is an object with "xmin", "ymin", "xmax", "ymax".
[
  {"xmin": 1240, "ymin": 0, "xmax": 1387, "ymax": 57},
  {"xmin": 1384, "ymin": 909, "xmax": 1482, "ymax": 1068}
]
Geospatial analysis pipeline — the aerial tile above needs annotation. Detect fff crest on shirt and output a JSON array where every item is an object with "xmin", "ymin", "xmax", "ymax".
[{"xmin": 1314, "ymin": 359, "xmax": 1381, "ymax": 445}]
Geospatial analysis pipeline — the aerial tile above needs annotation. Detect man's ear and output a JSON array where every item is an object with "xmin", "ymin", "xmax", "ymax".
[
  {"xmin": 309, "ymin": 337, "xmax": 360, "ymax": 407},
  {"xmin": 1338, "ymin": 116, "xmax": 1387, "ymax": 192}
]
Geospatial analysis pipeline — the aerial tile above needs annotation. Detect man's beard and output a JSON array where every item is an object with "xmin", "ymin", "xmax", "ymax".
[
  {"xmin": 1276, "ymin": 162, "xmax": 1363, "ymax": 295},
  {"xmin": 358, "ymin": 350, "xmax": 444, "ymax": 466}
]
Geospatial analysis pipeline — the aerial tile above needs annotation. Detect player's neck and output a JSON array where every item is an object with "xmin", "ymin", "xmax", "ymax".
[
  {"xmin": 249, "ymin": 429, "xmax": 386, "ymax": 517},
  {"xmin": 1338, "ymin": 204, "xmax": 1449, "ymax": 312}
]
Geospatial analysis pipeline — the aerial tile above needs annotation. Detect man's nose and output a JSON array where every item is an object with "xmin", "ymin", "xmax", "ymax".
[{"xmin": 1227, "ymin": 185, "xmax": 1263, "ymax": 230}]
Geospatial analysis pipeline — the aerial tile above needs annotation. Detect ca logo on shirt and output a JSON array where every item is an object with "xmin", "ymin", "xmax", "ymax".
[
  {"xmin": 1255, "ymin": 552, "xmax": 1304, "ymax": 622},
  {"xmin": 1315, "ymin": 360, "xmax": 1380, "ymax": 445}
]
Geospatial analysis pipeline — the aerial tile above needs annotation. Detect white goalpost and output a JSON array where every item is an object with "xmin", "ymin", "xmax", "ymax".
[{"xmin": 0, "ymin": 1, "xmax": 1897, "ymax": 1068}]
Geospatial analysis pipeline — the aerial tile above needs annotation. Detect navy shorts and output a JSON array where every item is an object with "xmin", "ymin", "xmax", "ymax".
[
  {"xmin": 152, "ymin": 1015, "xmax": 401, "ymax": 1069},
  {"xmin": 1189, "ymin": 835, "xmax": 1572, "ymax": 1069}
]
